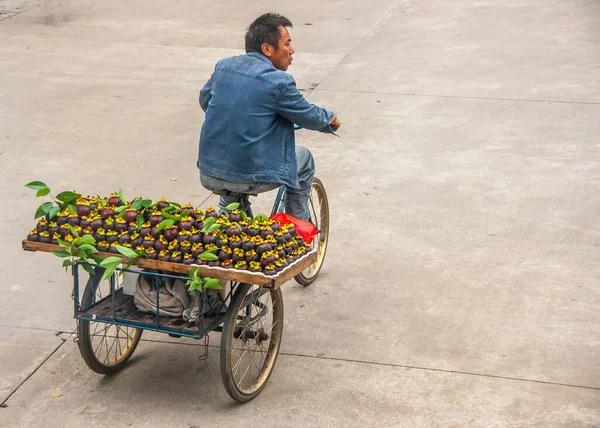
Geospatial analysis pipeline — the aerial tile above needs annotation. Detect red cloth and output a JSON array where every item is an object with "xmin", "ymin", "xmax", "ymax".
[{"xmin": 269, "ymin": 213, "xmax": 317, "ymax": 244}]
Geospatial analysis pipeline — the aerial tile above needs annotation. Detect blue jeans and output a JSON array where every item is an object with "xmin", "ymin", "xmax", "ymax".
[{"xmin": 199, "ymin": 146, "xmax": 315, "ymax": 220}]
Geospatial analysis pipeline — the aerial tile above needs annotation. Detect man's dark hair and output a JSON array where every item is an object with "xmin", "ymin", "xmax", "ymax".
[{"xmin": 245, "ymin": 13, "xmax": 293, "ymax": 53}]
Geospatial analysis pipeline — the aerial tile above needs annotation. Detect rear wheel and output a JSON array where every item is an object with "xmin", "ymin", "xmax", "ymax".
[
  {"xmin": 220, "ymin": 283, "xmax": 284, "ymax": 402},
  {"xmin": 77, "ymin": 269, "xmax": 143, "ymax": 374},
  {"xmin": 295, "ymin": 177, "xmax": 329, "ymax": 286}
]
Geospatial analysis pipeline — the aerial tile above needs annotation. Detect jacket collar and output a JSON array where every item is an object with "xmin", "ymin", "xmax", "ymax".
[{"xmin": 247, "ymin": 52, "xmax": 274, "ymax": 67}]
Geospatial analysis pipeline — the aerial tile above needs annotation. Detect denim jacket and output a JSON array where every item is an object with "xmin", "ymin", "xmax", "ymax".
[{"xmin": 197, "ymin": 52, "xmax": 335, "ymax": 189}]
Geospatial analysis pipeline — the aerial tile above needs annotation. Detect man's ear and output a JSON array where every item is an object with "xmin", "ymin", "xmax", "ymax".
[{"xmin": 261, "ymin": 43, "xmax": 273, "ymax": 58}]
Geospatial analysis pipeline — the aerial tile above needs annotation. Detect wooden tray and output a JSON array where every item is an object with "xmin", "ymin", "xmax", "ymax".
[{"xmin": 22, "ymin": 240, "xmax": 317, "ymax": 289}]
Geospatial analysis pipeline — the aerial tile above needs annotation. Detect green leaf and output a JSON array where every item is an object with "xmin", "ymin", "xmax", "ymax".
[
  {"xmin": 56, "ymin": 237, "xmax": 72, "ymax": 248},
  {"xmin": 240, "ymin": 210, "xmax": 247, "ymax": 221},
  {"xmin": 67, "ymin": 224, "xmax": 79, "ymax": 237},
  {"xmin": 80, "ymin": 234, "xmax": 95, "ymax": 244},
  {"xmin": 77, "ymin": 244, "xmax": 98, "ymax": 254},
  {"xmin": 162, "ymin": 206, "xmax": 178, "ymax": 214},
  {"xmin": 99, "ymin": 257, "xmax": 122, "ymax": 280},
  {"xmin": 116, "ymin": 246, "xmax": 139, "ymax": 258},
  {"xmin": 36, "ymin": 188, "xmax": 50, "ymax": 197},
  {"xmin": 67, "ymin": 204, "xmax": 77, "ymax": 213},
  {"xmin": 206, "ymin": 223, "xmax": 221, "ymax": 233},
  {"xmin": 81, "ymin": 264, "xmax": 96, "ymax": 275},
  {"xmin": 52, "ymin": 249, "xmax": 71, "ymax": 258},
  {"xmin": 155, "ymin": 218, "xmax": 175, "ymax": 233},
  {"xmin": 201, "ymin": 217, "xmax": 215, "ymax": 233},
  {"xmin": 169, "ymin": 201, "xmax": 181, "ymax": 208},
  {"xmin": 25, "ymin": 181, "xmax": 49, "ymax": 191},
  {"xmin": 48, "ymin": 206, "xmax": 60, "ymax": 220},
  {"xmin": 204, "ymin": 278, "xmax": 222, "ymax": 290},
  {"xmin": 62, "ymin": 259, "xmax": 73, "ymax": 267},
  {"xmin": 181, "ymin": 209, "xmax": 190, "ymax": 217},
  {"xmin": 56, "ymin": 191, "xmax": 81, "ymax": 204},
  {"xmin": 136, "ymin": 213, "xmax": 144, "ymax": 229},
  {"xmin": 114, "ymin": 205, "xmax": 126, "ymax": 213},
  {"xmin": 117, "ymin": 188, "xmax": 125, "ymax": 202},
  {"xmin": 132, "ymin": 199, "xmax": 153, "ymax": 210},
  {"xmin": 225, "ymin": 202, "xmax": 240, "ymax": 211},
  {"xmin": 34, "ymin": 202, "xmax": 54, "ymax": 219},
  {"xmin": 254, "ymin": 214, "xmax": 268, "ymax": 222},
  {"xmin": 199, "ymin": 250, "xmax": 218, "ymax": 261}
]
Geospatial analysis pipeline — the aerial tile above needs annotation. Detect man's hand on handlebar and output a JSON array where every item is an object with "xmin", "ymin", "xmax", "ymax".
[{"xmin": 329, "ymin": 115, "xmax": 341, "ymax": 132}]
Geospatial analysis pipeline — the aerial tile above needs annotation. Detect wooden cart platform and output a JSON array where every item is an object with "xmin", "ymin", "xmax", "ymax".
[{"xmin": 22, "ymin": 240, "xmax": 317, "ymax": 289}]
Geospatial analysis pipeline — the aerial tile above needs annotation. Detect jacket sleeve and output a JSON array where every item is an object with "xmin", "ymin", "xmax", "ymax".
[
  {"xmin": 276, "ymin": 78, "xmax": 336, "ymax": 133},
  {"xmin": 199, "ymin": 63, "xmax": 219, "ymax": 112}
]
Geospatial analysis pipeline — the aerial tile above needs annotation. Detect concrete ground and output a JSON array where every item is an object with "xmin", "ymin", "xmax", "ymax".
[{"xmin": 1, "ymin": 0, "xmax": 599, "ymax": 426}]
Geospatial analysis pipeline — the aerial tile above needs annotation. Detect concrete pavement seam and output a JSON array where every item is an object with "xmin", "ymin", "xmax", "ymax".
[
  {"xmin": 137, "ymin": 337, "xmax": 600, "ymax": 392},
  {"xmin": 0, "ymin": 328, "xmax": 74, "ymax": 406},
  {"xmin": 0, "ymin": 0, "xmax": 53, "ymax": 22},
  {"xmin": 314, "ymin": 88, "xmax": 600, "ymax": 106},
  {"xmin": 307, "ymin": 1, "xmax": 401, "ymax": 94}
]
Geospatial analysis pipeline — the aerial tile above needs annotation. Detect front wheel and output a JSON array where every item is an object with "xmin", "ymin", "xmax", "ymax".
[
  {"xmin": 220, "ymin": 283, "xmax": 284, "ymax": 402},
  {"xmin": 295, "ymin": 177, "xmax": 329, "ymax": 286},
  {"xmin": 77, "ymin": 269, "xmax": 143, "ymax": 374}
]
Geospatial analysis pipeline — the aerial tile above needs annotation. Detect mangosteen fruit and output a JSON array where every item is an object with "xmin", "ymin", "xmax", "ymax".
[
  {"xmin": 218, "ymin": 248, "xmax": 232, "ymax": 261},
  {"xmin": 164, "ymin": 226, "xmax": 179, "ymax": 241},
  {"xmin": 27, "ymin": 230, "xmax": 39, "ymax": 241},
  {"xmin": 207, "ymin": 260, "xmax": 220, "ymax": 267},
  {"xmin": 178, "ymin": 230, "xmax": 192, "ymax": 242},
  {"xmin": 202, "ymin": 233, "xmax": 216, "ymax": 245},
  {"xmin": 101, "ymin": 208, "xmax": 115, "ymax": 220},
  {"xmin": 103, "ymin": 218, "xmax": 114, "ymax": 231},
  {"xmin": 256, "ymin": 243, "xmax": 271, "ymax": 254},
  {"xmin": 80, "ymin": 218, "xmax": 90, "ymax": 229},
  {"xmin": 221, "ymin": 259, "xmax": 233, "ymax": 269},
  {"xmin": 158, "ymin": 250, "xmax": 171, "ymax": 262},
  {"xmin": 131, "ymin": 234, "xmax": 143, "ymax": 248},
  {"xmin": 38, "ymin": 231, "xmax": 51, "ymax": 244},
  {"xmin": 48, "ymin": 222, "xmax": 59, "ymax": 236},
  {"xmin": 191, "ymin": 243, "xmax": 204, "ymax": 257},
  {"xmin": 90, "ymin": 218, "xmax": 104, "ymax": 231},
  {"xmin": 155, "ymin": 236, "xmax": 168, "ymax": 251},
  {"xmin": 242, "ymin": 241, "xmax": 256, "ymax": 252},
  {"xmin": 143, "ymin": 237, "xmax": 155, "ymax": 248},
  {"xmin": 226, "ymin": 226, "xmax": 241, "ymax": 237},
  {"xmin": 261, "ymin": 228, "xmax": 274, "ymax": 239},
  {"xmin": 264, "ymin": 265, "xmax": 277, "ymax": 276},
  {"xmin": 205, "ymin": 207, "xmax": 218, "ymax": 218},
  {"xmin": 229, "ymin": 239, "xmax": 242, "ymax": 250},
  {"xmin": 118, "ymin": 233, "xmax": 131, "ymax": 245},
  {"xmin": 179, "ymin": 216, "xmax": 193, "ymax": 231},
  {"xmin": 215, "ymin": 235, "xmax": 228, "ymax": 248},
  {"xmin": 124, "ymin": 210, "xmax": 138, "ymax": 224},
  {"xmin": 179, "ymin": 241, "xmax": 192, "ymax": 254},
  {"xmin": 77, "ymin": 205, "xmax": 91, "ymax": 217},
  {"xmin": 149, "ymin": 212, "xmax": 163, "ymax": 227},
  {"xmin": 106, "ymin": 231, "xmax": 118, "ymax": 244},
  {"xmin": 189, "ymin": 233, "xmax": 201, "ymax": 244},
  {"xmin": 245, "ymin": 250, "xmax": 259, "ymax": 263},
  {"xmin": 228, "ymin": 210, "xmax": 242, "ymax": 223},
  {"xmin": 183, "ymin": 254, "xmax": 195, "ymax": 265},
  {"xmin": 156, "ymin": 199, "xmax": 169, "ymax": 210},
  {"xmin": 128, "ymin": 223, "xmax": 138, "ymax": 234},
  {"xmin": 261, "ymin": 253, "xmax": 275, "ymax": 266},
  {"xmin": 108, "ymin": 195, "xmax": 122, "ymax": 206},
  {"xmin": 248, "ymin": 261, "xmax": 261, "ymax": 272},
  {"xmin": 271, "ymin": 221, "xmax": 281, "ymax": 231},
  {"xmin": 144, "ymin": 247, "xmax": 158, "ymax": 260},
  {"xmin": 247, "ymin": 225, "xmax": 260, "ymax": 236},
  {"xmin": 56, "ymin": 214, "xmax": 68, "ymax": 226},
  {"xmin": 139, "ymin": 223, "xmax": 152, "ymax": 237}
]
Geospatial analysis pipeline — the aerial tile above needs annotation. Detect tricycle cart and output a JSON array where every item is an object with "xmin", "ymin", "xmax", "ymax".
[{"xmin": 22, "ymin": 178, "xmax": 329, "ymax": 403}]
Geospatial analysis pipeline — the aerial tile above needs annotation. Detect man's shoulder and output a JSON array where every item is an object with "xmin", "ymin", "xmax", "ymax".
[{"xmin": 216, "ymin": 54, "xmax": 293, "ymax": 86}]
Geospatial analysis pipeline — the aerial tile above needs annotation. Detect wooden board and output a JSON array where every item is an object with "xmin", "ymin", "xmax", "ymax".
[
  {"xmin": 22, "ymin": 240, "xmax": 317, "ymax": 289},
  {"xmin": 78, "ymin": 289, "xmax": 215, "ymax": 334}
]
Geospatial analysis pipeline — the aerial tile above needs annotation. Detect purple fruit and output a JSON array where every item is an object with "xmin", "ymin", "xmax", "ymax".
[
  {"xmin": 261, "ymin": 229, "xmax": 274, "ymax": 239},
  {"xmin": 124, "ymin": 210, "xmax": 138, "ymax": 223},
  {"xmin": 108, "ymin": 196, "xmax": 122, "ymax": 206},
  {"xmin": 256, "ymin": 243, "xmax": 271, "ymax": 254},
  {"xmin": 27, "ymin": 232, "xmax": 39, "ymax": 242},
  {"xmin": 183, "ymin": 256, "xmax": 195, "ymax": 265},
  {"xmin": 90, "ymin": 219, "xmax": 104, "ymax": 231},
  {"xmin": 76, "ymin": 205, "xmax": 91, "ymax": 217},
  {"xmin": 149, "ymin": 214, "xmax": 163, "ymax": 227},
  {"xmin": 80, "ymin": 219, "xmax": 90, "ymax": 229},
  {"xmin": 118, "ymin": 234, "xmax": 131, "ymax": 245},
  {"xmin": 226, "ymin": 226, "xmax": 241, "ymax": 237},
  {"xmin": 242, "ymin": 241, "xmax": 256, "ymax": 252},
  {"xmin": 179, "ymin": 220, "xmax": 193, "ymax": 231},
  {"xmin": 131, "ymin": 236, "xmax": 143, "ymax": 248},
  {"xmin": 202, "ymin": 234, "xmax": 216, "ymax": 245},
  {"xmin": 115, "ymin": 223, "xmax": 127, "ymax": 233},
  {"xmin": 101, "ymin": 208, "xmax": 115, "ymax": 220},
  {"xmin": 164, "ymin": 227, "xmax": 178, "ymax": 241}
]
